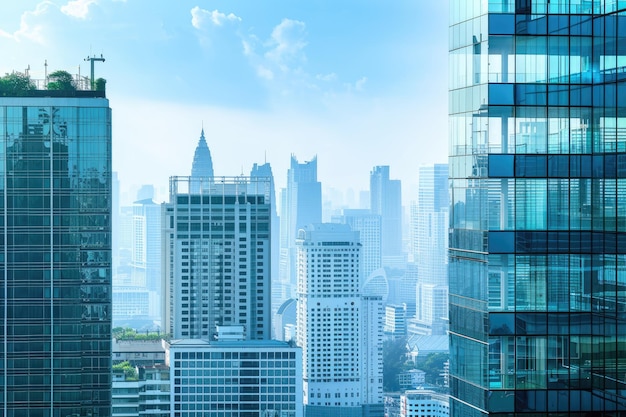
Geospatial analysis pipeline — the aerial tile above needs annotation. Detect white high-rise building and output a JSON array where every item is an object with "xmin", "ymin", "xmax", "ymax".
[
  {"xmin": 412, "ymin": 164, "xmax": 449, "ymax": 335},
  {"xmin": 416, "ymin": 164, "xmax": 449, "ymax": 287},
  {"xmin": 162, "ymin": 176, "xmax": 272, "ymax": 341},
  {"xmin": 296, "ymin": 223, "xmax": 383, "ymax": 417}
]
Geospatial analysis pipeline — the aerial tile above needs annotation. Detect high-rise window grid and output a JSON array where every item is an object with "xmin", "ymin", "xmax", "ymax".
[{"xmin": 450, "ymin": 1, "xmax": 626, "ymax": 415}]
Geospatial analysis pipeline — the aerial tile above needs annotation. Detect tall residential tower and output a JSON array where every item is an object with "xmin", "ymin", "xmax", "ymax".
[
  {"xmin": 163, "ymin": 176, "xmax": 272, "ymax": 340},
  {"xmin": 296, "ymin": 223, "xmax": 383, "ymax": 417},
  {"xmin": 450, "ymin": 2, "xmax": 626, "ymax": 415}
]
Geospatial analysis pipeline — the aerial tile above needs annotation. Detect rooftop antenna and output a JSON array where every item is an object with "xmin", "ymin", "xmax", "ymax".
[
  {"xmin": 264, "ymin": 150, "xmax": 267, "ymax": 164},
  {"xmin": 25, "ymin": 65, "xmax": 30, "ymax": 77},
  {"xmin": 44, "ymin": 60, "xmax": 48, "ymax": 88},
  {"xmin": 84, "ymin": 54, "xmax": 105, "ymax": 90}
]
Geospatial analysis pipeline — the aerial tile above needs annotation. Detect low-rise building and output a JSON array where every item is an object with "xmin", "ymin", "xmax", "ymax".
[
  {"xmin": 112, "ymin": 363, "xmax": 171, "ymax": 417},
  {"xmin": 400, "ymin": 390, "xmax": 449, "ymax": 417},
  {"xmin": 166, "ymin": 339, "xmax": 303, "ymax": 417},
  {"xmin": 113, "ymin": 338, "xmax": 167, "ymax": 367},
  {"xmin": 398, "ymin": 369, "xmax": 426, "ymax": 389}
]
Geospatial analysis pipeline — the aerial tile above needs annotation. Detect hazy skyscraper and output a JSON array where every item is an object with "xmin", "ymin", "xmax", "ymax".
[
  {"xmin": 163, "ymin": 176, "xmax": 272, "ymax": 340},
  {"xmin": 0, "ymin": 83, "xmax": 112, "ymax": 415},
  {"xmin": 131, "ymin": 195, "xmax": 162, "ymax": 319},
  {"xmin": 370, "ymin": 166, "xmax": 403, "ymax": 266},
  {"xmin": 337, "ymin": 209, "xmax": 383, "ymax": 279},
  {"xmin": 413, "ymin": 164, "xmax": 448, "ymax": 335},
  {"xmin": 279, "ymin": 155, "xmax": 322, "ymax": 297},
  {"xmin": 416, "ymin": 164, "xmax": 449, "ymax": 286},
  {"xmin": 190, "ymin": 128, "xmax": 214, "ymax": 193},
  {"xmin": 296, "ymin": 223, "xmax": 383, "ymax": 417},
  {"xmin": 250, "ymin": 162, "xmax": 285, "ymax": 338},
  {"xmin": 449, "ymin": 3, "xmax": 626, "ymax": 415}
]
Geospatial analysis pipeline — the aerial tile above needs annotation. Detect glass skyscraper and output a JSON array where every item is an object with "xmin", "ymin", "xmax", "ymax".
[
  {"xmin": 450, "ymin": 1, "xmax": 626, "ymax": 415},
  {"xmin": 0, "ymin": 90, "xmax": 112, "ymax": 415}
]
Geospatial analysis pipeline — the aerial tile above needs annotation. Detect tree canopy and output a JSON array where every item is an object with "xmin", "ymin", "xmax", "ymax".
[
  {"xmin": 0, "ymin": 73, "xmax": 36, "ymax": 95},
  {"xmin": 113, "ymin": 361, "xmax": 138, "ymax": 381},
  {"xmin": 47, "ymin": 70, "xmax": 76, "ymax": 91},
  {"xmin": 414, "ymin": 352, "xmax": 449, "ymax": 386},
  {"xmin": 383, "ymin": 337, "xmax": 409, "ymax": 392},
  {"xmin": 113, "ymin": 327, "xmax": 168, "ymax": 341}
]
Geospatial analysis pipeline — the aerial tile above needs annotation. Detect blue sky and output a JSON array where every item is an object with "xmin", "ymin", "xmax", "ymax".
[{"xmin": 0, "ymin": 0, "xmax": 449, "ymax": 204}]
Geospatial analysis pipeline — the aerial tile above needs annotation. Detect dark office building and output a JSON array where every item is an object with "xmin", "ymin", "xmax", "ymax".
[{"xmin": 0, "ymin": 87, "xmax": 112, "ymax": 415}]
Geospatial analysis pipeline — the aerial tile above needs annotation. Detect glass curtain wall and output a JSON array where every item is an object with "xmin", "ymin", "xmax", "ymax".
[
  {"xmin": 450, "ymin": 1, "xmax": 626, "ymax": 415},
  {"xmin": 0, "ymin": 99, "xmax": 112, "ymax": 416}
]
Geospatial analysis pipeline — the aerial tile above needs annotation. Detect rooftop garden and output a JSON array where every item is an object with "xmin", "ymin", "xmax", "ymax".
[
  {"xmin": 112, "ymin": 361, "xmax": 139, "ymax": 381},
  {"xmin": 0, "ymin": 70, "xmax": 106, "ymax": 97},
  {"xmin": 113, "ymin": 327, "xmax": 170, "ymax": 342}
]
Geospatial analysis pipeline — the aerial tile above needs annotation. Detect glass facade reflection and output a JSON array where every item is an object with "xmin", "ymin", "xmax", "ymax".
[
  {"xmin": 449, "ymin": 1, "xmax": 626, "ymax": 415},
  {"xmin": 0, "ymin": 95, "xmax": 112, "ymax": 416}
]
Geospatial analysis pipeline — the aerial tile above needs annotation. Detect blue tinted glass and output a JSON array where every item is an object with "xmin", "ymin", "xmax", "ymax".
[
  {"xmin": 516, "ymin": 14, "xmax": 547, "ymax": 35},
  {"xmin": 515, "ymin": 155, "xmax": 547, "ymax": 177},
  {"xmin": 516, "ymin": 85, "xmax": 547, "ymax": 106},
  {"xmin": 605, "ymin": 155, "xmax": 616, "ymax": 177},
  {"xmin": 618, "ymin": 155, "xmax": 626, "ymax": 177},
  {"xmin": 488, "ymin": 231, "xmax": 515, "ymax": 253},
  {"xmin": 490, "ymin": 84, "xmax": 514, "ymax": 105},
  {"xmin": 489, "ymin": 154, "xmax": 514, "ymax": 177},
  {"xmin": 548, "ymin": 85, "xmax": 569, "ymax": 106},
  {"xmin": 548, "ymin": 155, "xmax": 569, "ymax": 177},
  {"xmin": 592, "ymin": 155, "xmax": 604, "ymax": 177},
  {"xmin": 489, "ymin": 14, "xmax": 515, "ymax": 35},
  {"xmin": 490, "ymin": 313, "xmax": 514, "ymax": 334}
]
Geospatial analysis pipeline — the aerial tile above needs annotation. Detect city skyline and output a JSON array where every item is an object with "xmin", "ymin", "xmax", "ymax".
[{"xmin": 0, "ymin": 1, "xmax": 449, "ymax": 199}]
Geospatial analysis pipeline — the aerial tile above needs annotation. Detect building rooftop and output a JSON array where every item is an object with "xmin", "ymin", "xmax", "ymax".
[
  {"xmin": 112, "ymin": 338, "xmax": 166, "ymax": 353},
  {"xmin": 0, "ymin": 70, "xmax": 106, "ymax": 98},
  {"xmin": 406, "ymin": 334, "xmax": 449, "ymax": 354},
  {"xmin": 167, "ymin": 339, "xmax": 297, "ymax": 349}
]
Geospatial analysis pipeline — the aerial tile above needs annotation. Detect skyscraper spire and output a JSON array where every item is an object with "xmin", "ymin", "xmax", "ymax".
[{"xmin": 191, "ymin": 128, "xmax": 214, "ymax": 178}]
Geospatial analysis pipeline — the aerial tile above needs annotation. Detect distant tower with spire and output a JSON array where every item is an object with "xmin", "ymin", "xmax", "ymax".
[{"xmin": 190, "ymin": 128, "xmax": 214, "ymax": 193}]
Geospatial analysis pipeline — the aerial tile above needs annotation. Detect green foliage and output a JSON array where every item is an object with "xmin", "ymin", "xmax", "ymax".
[
  {"xmin": 0, "ymin": 72, "xmax": 36, "ymax": 95},
  {"xmin": 47, "ymin": 70, "xmax": 76, "ymax": 91},
  {"xmin": 94, "ymin": 77, "xmax": 106, "ymax": 92},
  {"xmin": 113, "ymin": 361, "xmax": 138, "ymax": 381},
  {"xmin": 113, "ymin": 327, "xmax": 169, "ymax": 341},
  {"xmin": 414, "ymin": 352, "xmax": 449, "ymax": 385},
  {"xmin": 383, "ymin": 337, "xmax": 409, "ymax": 392}
]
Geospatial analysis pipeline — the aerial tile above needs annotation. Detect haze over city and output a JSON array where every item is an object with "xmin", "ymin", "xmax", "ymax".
[{"xmin": 0, "ymin": 1, "xmax": 449, "ymax": 201}]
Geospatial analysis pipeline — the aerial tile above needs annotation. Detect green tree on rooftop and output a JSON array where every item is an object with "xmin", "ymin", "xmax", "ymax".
[
  {"xmin": 0, "ymin": 72, "xmax": 36, "ymax": 96},
  {"xmin": 47, "ymin": 70, "xmax": 77, "ymax": 91}
]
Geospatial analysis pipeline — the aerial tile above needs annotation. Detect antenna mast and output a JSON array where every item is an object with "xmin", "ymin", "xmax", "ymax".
[{"xmin": 84, "ymin": 54, "xmax": 106, "ymax": 90}]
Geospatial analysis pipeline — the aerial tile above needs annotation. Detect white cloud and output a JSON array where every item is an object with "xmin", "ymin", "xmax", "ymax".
[
  {"xmin": 256, "ymin": 65, "xmax": 274, "ymax": 80},
  {"xmin": 316, "ymin": 73, "xmax": 337, "ymax": 82},
  {"xmin": 191, "ymin": 6, "xmax": 241, "ymax": 30},
  {"xmin": 355, "ymin": 76, "xmax": 367, "ymax": 91},
  {"xmin": 61, "ymin": 0, "xmax": 97, "ymax": 19},
  {"xmin": 265, "ymin": 19, "xmax": 307, "ymax": 68},
  {"xmin": 11, "ymin": 1, "xmax": 54, "ymax": 44}
]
